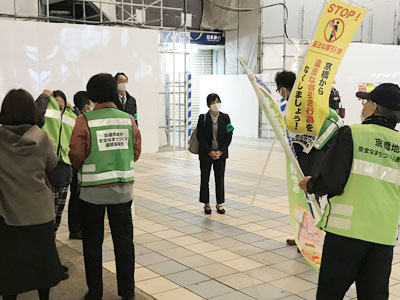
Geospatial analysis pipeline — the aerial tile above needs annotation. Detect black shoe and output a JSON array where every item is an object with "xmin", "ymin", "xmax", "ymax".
[
  {"xmin": 286, "ymin": 238, "xmax": 296, "ymax": 246},
  {"xmin": 84, "ymin": 292, "xmax": 102, "ymax": 300},
  {"xmin": 69, "ymin": 231, "xmax": 83, "ymax": 240},
  {"xmin": 61, "ymin": 271, "xmax": 69, "ymax": 281},
  {"xmin": 122, "ymin": 297, "xmax": 134, "ymax": 300},
  {"xmin": 61, "ymin": 265, "xmax": 69, "ymax": 272},
  {"xmin": 204, "ymin": 205, "xmax": 212, "ymax": 214},
  {"xmin": 216, "ymin": 205, "xmax": 225, "ymax": 214}
]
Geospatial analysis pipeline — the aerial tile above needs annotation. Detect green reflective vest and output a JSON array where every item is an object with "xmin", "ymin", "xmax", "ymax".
[
  {"xmin": 79, "ymin": 108, "xmax": 134, "ymax": 187},
  {"xmin": 318, "ymin": 124, "xmax": 400, "ymax": 245},
  {"xmin": 314, "ymin": 108, "xmax": 344, "ymax": 150},
  {"xmin": 42, "ymin": 95, "xmax": 76, "ymax": 165}
]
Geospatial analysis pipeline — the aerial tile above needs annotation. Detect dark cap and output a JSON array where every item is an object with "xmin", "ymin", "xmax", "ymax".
[{"xmin": 356, "ymin": 83, "xmax": 400, "ymax": 111}]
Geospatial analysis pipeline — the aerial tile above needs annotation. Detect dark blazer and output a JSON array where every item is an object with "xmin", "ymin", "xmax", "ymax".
[
  {"xmin": 113, "ymin": 91, "xmax": 138, "ymax": 125},
  {"xmin": 197, "ymin": 111, "xmax": 233, "ymax": 160}
]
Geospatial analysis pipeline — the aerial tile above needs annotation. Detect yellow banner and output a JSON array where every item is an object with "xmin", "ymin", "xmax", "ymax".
[{"xmin": 287, "ymin": 0, "xmax": 366, "ymax": 135}]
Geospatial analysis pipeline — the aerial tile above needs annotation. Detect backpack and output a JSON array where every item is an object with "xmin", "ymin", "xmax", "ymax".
[{"xmin": 188, "ymin": 114, "xmax": 205, "ymax": 154}]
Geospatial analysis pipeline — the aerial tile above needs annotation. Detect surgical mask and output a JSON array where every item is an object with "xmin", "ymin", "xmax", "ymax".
[
  {"xmin": 118, "ymin": 83, "xmax": 127, "ymax": 92},
  {"xmin": 210, "ymin": 103, "xmax": 221, "ymax": 113}
]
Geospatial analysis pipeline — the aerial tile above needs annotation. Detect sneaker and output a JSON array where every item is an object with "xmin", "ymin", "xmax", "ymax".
[{"xmin": 69, "ymin": 231, "xmax": 83, "ymax": 240}]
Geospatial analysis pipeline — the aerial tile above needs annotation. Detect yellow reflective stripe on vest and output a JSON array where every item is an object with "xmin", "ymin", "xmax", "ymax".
[
  {"xmin": 63, "ymin": 114, "xmax": 76, "ymax": 128},
  {"xmin": 327, "ymin": 216, "xmax": 351, "ymax": 230},
  {"xmin": 82, "ymin": 170, "xmax": 134, "ymax": 182},
  {"xmin": 82, "ymin": 164, "xmax": 96, "ymax": 172},
  {"xmin": 45, "ymin": 109, "xmax": 61, "ymax": 120},
  {"xmin": 352, "ymin": 159, "xmax": 400, "ymax": 185},
  {"xmin": 314, "ymin": 119, "xmax": 343, "ymax": 149},
  {"xmin": 330, "ymin": 203, "xmax": 353, "ymax": 217},
  {"xmin": 87, "ymin": 118, "xmax": 132, "ymax": 128}
]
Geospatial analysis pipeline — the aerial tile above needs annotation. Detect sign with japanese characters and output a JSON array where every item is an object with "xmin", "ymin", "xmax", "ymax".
[
  {"xmin": 287, "ymin": 161, "xmax": 325, "ymax": 270},
  {"xmin": 287, "ymin": 0, "xmax": 366, "ymax": 137},
  {"xmin": 239, "ymin": 56, "xmax": 323, "ymax": 271},
  {"xmin": 96, "ymin": 129, "xmax": 129, "ymax": 151},
  {"xmin": 357, "ymin": 82, "xmax": 380, "ymax": 100}
]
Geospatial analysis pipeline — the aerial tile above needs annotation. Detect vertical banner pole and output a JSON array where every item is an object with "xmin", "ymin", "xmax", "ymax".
[{"xmin": 187, "ymin": 72, "xmax": 192, "ymax": 147}]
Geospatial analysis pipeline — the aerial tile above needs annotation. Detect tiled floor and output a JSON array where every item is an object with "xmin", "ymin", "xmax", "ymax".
[{"xmin": 55, "ymin": 137, "xmax": 400, "ymax": 299}]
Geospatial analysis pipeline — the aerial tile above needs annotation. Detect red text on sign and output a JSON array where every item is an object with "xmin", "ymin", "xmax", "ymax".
[{"xmin": 327, "ymin": 4, "xmax": 356, "ymax": 19}]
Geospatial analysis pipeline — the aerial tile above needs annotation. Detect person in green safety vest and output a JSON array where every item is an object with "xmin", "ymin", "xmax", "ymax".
[
  {"xmin": 36, "ymin": 90, "xmax": 76, "ymax": 237},
  {"xmin": 36, "ymin": 89, "xmax": 77, "ymax": 280},
  {"xmin": 299, "ymin": 83, "xmax": 400, "ymax": 300},
  {"xmin": 69, "ymin": 73, "xmax": 141, "ymax": 300}
]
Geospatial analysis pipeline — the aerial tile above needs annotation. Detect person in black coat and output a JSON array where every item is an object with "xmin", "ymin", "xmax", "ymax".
[
  {"xmin": 196, "ymin": 93, "xmax": 234, "ymax": 214},
  {"xmin": 114, "ymin": 72, "xmax": 138, "ymax": 125}
]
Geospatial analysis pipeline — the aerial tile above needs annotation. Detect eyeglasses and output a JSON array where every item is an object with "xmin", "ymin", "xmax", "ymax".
[{"xmin": 361, "ymin": 99, "xmax": 369, "ymax": 105}]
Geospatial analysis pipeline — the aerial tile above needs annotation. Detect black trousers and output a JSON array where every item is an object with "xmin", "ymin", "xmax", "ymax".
[
  {"xmin": 317, "ymin": 232, "xmax": 393, "ymax": 300},
  {"xmin": 68, "ymin": 169, "xmax": 81, "ymax": 233},
  {"xmin": 199, "ymin": 157, "xmax": 226, "ymax": 204},
  {"xmin": 80, "ymin": 200, "xmax": 135, "ymax": 298}
]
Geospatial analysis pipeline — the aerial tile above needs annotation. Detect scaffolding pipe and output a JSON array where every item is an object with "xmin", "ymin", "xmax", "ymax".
[
  {"xmin": 394, "ymin": 11, "xmax": 397, "ymax": 45},
  {"xmin": 46, "ymin": 0, "xmax": 50, "ymax": 21},
  {"xmin": 100, "ymin": 0, "xmax": 103, "ymax": 22},
  {"xmin": 282, "ymin": 0, "xmax": 287, "ymax": 69},
  {"xmin": 80, "ymin": 0, "xmax": 182, "ymax": 11},
  {"xmin": 183, "ymin": 0, "xmax": 188, "ymax": 149},
  {"xmin": 121, "ymin": 0, "xmax": 124, "ymax": 23},
  {"xmin": 172, "ymin": 33, "xmax": 176, "ymax": 151},
  {"xmin": 83, "ymin": 0, "xmax": 86, "ymax": 21},
  {"xmin": 130, "ymin": 0, "xmax": 133, "ymax": 24},
  {"xmin": 161, "ymin": 0, "xmax": 163, "ymax": 27},
  {"xmin": 236, "ymin": 0, "xmax": 240, "ymax": 74}
]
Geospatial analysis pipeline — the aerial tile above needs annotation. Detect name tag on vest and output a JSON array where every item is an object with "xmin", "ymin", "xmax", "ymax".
[{"xmin": 97, "ymin": 129, "xmax": 129, "ymax": 151}]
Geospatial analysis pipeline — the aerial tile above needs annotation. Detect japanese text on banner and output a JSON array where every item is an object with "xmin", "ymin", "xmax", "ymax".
[{"xmin": 287, "ymin": 0, "xmax": 366, "ymax": 136}]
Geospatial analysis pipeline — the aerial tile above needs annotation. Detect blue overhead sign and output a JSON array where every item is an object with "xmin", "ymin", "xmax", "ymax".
[
  {"xmin": 160, "ymin": 31, "xmax": 225, "ymax": 45},
  {"xmin": 190, "ymin": 32, "xmax": 225, "ymax": 45}
]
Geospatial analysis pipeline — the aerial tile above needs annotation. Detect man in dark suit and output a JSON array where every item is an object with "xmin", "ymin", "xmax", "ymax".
[
  {"xmin": 197, "ymin": 93, "xmax": 234, "ymax": 214},
  {"xmin": 114, "ymin": 72, "xmax": 138, "ymax": 125}
]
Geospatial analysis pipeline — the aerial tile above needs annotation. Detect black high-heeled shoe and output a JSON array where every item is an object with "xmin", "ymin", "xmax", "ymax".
[
  {"xmin": 204, "ymin": 205, "xmax": 212, "ymax": 214},
  {"xmin": 216, "ymin": 205, "xmax": 225, "ymax": 214}
]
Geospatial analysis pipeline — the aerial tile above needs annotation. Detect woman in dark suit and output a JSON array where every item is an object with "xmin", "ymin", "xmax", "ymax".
[{"xmin": 197, "ymin": 93, "xmax": 234, "ymax": 214}]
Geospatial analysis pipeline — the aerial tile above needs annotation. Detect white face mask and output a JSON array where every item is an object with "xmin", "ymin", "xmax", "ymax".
[
  {"xmin": 118, "ymin": 83, "xmax": 127, "ymax": 92},
  {"xmin": 210, "ymin": 103, "xmax": 221, "ymax": 113}
]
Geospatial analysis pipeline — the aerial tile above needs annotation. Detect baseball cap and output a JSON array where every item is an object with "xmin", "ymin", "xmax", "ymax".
[{"xmin": 356, "ymin": 83, "xmax": 400, "ymax": 111}]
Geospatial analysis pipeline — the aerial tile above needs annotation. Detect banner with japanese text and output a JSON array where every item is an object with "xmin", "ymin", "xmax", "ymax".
[
  {"xmin": 287, "ymin": 0, "xmax": 366, "ymax": 138},
  {"xmin": 286, "ymin": 159, "xmax": 325, "ymax": 270},
  {"xmin": 239, "ymin": 56, "xmax": 323, "ymax": 270}
]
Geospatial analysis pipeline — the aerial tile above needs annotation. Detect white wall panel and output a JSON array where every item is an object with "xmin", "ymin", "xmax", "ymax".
[
  {"xmin": 335, "ymin": 43, "xmax": 400, "ymax": 126},
  {"xmin": 200, "ymin": 75, "xmax": 259, "ymax": 138},
  {"xmin": 0, "ymin": 19, "xmax": 161, "ymax": 153}
]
